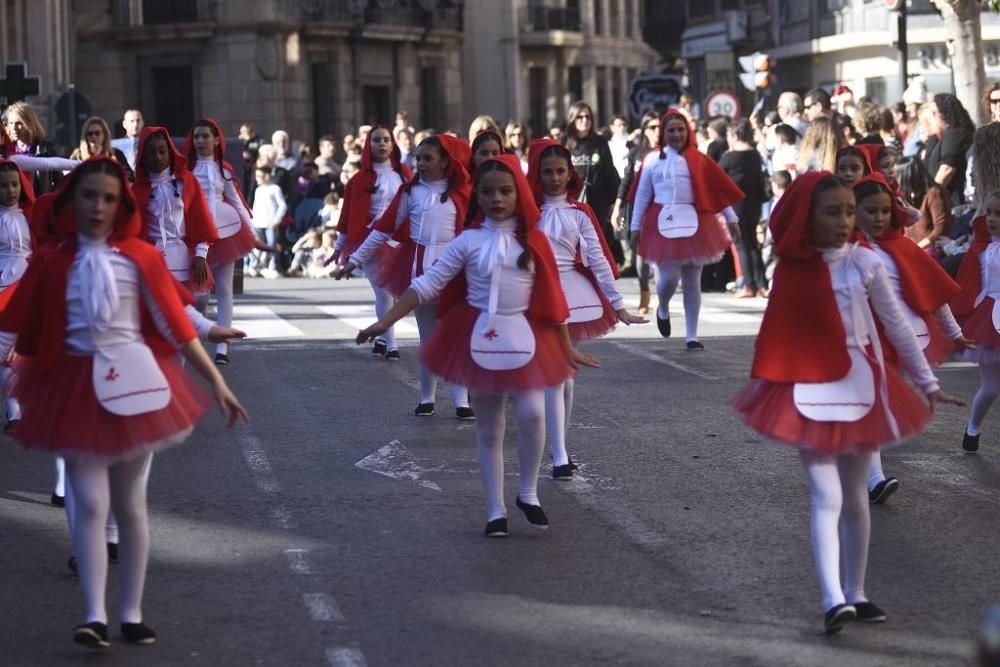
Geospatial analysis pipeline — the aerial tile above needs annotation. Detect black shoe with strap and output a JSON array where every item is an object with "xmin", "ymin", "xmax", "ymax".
[
  {"xmin": 963, "ymin": 431, "xmax": 980, "ymax": 452},
  {"xmin": 414, "ymin": 402, "xmax": 434, "ymax": 416},
  {"xmin": 74, "ymin": 622, "xmax": 110, "ymax": 649},
  {"xmin": 552, "ymin": 464, "xmax": 574, "ymax": 480},
  {"xmin": 686, "ymin": 340, "xmax": 704, "ymax": 351},
  {"xmin": 121, "ymin": 622, "xmax": 157, "ymax": 645},
  {"xmin": 824, "ymin": 603, "xmax": 856, "ymax": 635},
  {"xmin": 372, "ymin": 340, "xmax": 388, "ymax": 356},
  {"xmin": 456, "ymin": 406, "xmax": 475, "ymax": 421},
  {"xmin": 385, "ymin": 349, "xmax": 400, "ymax": 361},
  {"xmin": 515, "ymin": 497, "xmax": 549, "ymax": 529},
  {"xmin": 656, "ymin": 313, "xmax": 671, "ymax": 338},
  {"xmin": 854, "ymin": 601, "xmax": 887, "ymax": 623},
  {"xmin": 484, "ymin": 518, "xmax": 508, "ymax": 537},
  {"xmin": 214, "ymin": 353, "xmax": 229, "ymax": 366},
  {"xmin": 869, "ymin": 477, "xmax": 899, "ymax": 504}
]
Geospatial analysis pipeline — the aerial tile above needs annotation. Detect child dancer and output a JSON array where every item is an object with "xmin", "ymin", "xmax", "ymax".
[
  {"xmin": 470, "ymin": 130, "xmax": 505, "ymax": 173},
  {"xmin": 527, "ymin": 139, "xmax": 645, "ymax": 479},
  {"xmin": 0, "ymin": 160, "xmax": 33, "ymax": 430},
  {"xmin": 953, "ymin": 193, "xmax": 1000, "ymax": 452},
  {"xmin": 336, "ymin": 135, "xmax": 474, "ymax": 419},
  {"xmin": 732, "ymin": 171, "xmax": 962, "ymax": 634},
  {"xmin": 835, "ymin": 146, "xmax": 871, "ymax": 185},
  {"xmin": 629, "ymin": 110, "xmax": 743, "ymax": 350},
  {"xmin": 331, "ymin": 125, "xmax": 411, "ymax": 360},
  {"xmin": 852, "ymin": 174, "xmax": 968, "ymax": 501},
  {"xmin": 184, "ymin": 118, "xmax": 258, "ymax": 365},
  {"xmin": 133, "ymin": 127, "xmax": 218, "ymax": 297},
  {"xmin": 0, "ymin": 157, "xmax": 248, "ymax": 648},
  {"xmin": 357, "ymin": 154, "xmax": 597, "ymax": 535}
]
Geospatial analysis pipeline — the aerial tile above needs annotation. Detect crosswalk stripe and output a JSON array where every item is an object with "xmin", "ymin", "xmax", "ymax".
[
  {"xmin": 232, "ymin": 305, "xmax": 306, "ymax": 339},
  {"xmin": 316, "ymin": 305, "xmax": 419, "ymax": 336}
]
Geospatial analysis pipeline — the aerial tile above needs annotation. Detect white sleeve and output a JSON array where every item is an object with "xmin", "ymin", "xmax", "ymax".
[
  {"xmin": 348, "ymin": 230, "xmax": 390, "ymax": 267},
  {"xmin": 9, "ymin": 154, "xmax": 80, "ymax": 173},
  {"xmin": 0, "ymin": 331, "xmax": 16, "ymax": 359},
  {"xmin": 721, "ymin": 206, "xmax": 738, "ymax": 223},
  {"xmin": 630, "ymin": 159, "xmax": 655, "ymax": 232},
  {"xmin": 271, "ymin": 189, "xmax": 288, "ymax": 226},
  {"xmin": 335, "ymin": 233, "xmax": 347, "ymax": 251},
  {"xmin": 868, "ymin": 264, "xmax": 939, "ymax": 394},
  {"xmin": 184, "ymin": 304, "xmax": 215, "ymax": 339},
  {"xmin": 579, "ymin": 216, "xmax": 624, "ymax": 310},
  {"xmin": 194, "ymin": 242, "xmax": 209, "ymax": 259},
  {"xmin": 934, "ymin": 303, "xmax": 963, "ymax": 340},
  {"xmin": 392, "ymin": 190, "xmax": 410, "ymax": 230},
  {"xmin": 139, "ymin": 284, "xmax": 189, "ymax": 348},
  {"xmin": 410, "ymin": 236, "xmax": 469, "ymax": 304}
]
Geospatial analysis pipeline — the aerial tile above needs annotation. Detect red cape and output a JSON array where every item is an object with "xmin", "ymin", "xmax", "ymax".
[
  {"xmin": 438, "ymin": 154, "xmax": 569, "ymax": 324},
  {"xmin": 0, "ymin": 158, "xmax": 35, "ymax": 217},
  {"xmin": 751, "ymin": 171, "xmax": 849, "ymax": 383},
  {"xmin": 952, "ymin": 213, "xmax": 991, "ymax": 318},
  {"xmin": 133, "ymin": 127, "xmax": 218, "ymax": 250},
  {"xmin": 337, "ymin": 125, "xmax": 411, "ymax": 244}
]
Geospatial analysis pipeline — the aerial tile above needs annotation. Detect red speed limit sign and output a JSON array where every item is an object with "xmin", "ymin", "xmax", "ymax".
[{"xmin": 705, "ymin": 90, "xmax": 741, "ymax": 119}]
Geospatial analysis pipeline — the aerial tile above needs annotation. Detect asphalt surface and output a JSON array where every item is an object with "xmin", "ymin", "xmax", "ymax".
[{"xmin": 1, "ymin": 275, "xmax": 997, "ymax": 666}]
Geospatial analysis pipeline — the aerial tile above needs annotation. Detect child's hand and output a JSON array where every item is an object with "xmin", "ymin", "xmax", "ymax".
[
  {"xmin": 213, "ymin": 381, "xmax": 250, "ymax": 427},
  {"xmin": 333, "ymin": 263, "xmax": 357, "ymax": 280},
  {"xmin": 207, "ymin": 326, "xmax": 248, "ymax": 343},
  {"xmin": 727, "ymin": 222, "xmax": 742, "ymax": 243},
  {"xmin": 927, "ymin": 389, "xmax": 966, "ymax": 412},
  {"xmin": 953, "ymin": 336, "xmax": 976, "ymax": 352},
  {"xmin": 571, "ymin": 348, "xmax": 600, "ymax": 369},
  {"xmin": 615, "ymin": 308, "xmax": 648, "ymax": 325},
  {"xmin": 356, "ymin": 323, "xmax": 387, "ymax": 345},
  {"xmin": 191, "ymin": 257, "xmax": 209, "ymax": 285}
]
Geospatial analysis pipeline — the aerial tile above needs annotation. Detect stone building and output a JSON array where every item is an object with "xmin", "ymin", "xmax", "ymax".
[{"xmin": 462, "ymin": 0, "xmax": 658, "ymax": 137}]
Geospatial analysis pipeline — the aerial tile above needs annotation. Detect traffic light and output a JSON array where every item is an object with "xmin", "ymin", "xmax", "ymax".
[{"xmin": 738, "ymin": 52, "xmax": 775, "ymax": 90}]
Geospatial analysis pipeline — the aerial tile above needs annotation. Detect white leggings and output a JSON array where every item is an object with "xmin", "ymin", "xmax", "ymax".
[
  {"xmin": 1, "ymin": 366, "xmax": 19, "ymax": 421},
  {"xmin": 66, "ymin": 453, "xmax": 153, "ymax": 624},
  {"xmin": 470, "ymin": 390, "xmax": 546, "ymax": 521},
  {"xmin": 363, "ymin": 263, "xmax": 396, "ymax": 351},
  {"xmin": 801, "ymin": 450, "xmax": 872, "ymax": 611},
  {"xmin": 544, "ymin": 379, "xmax": 575, "ymax": 467},
  {"xmin": 211, "ymin": 261, "xmax": 236, "ymax": 356},
  {"xmin": 414, "ymin": 302, "xmax": 468, "ymax": 408},
  {"xmin": 967, "ymin": 362, "xmax": 1000, "ymax": 436},
  {"xmin": 654, "ymin": 262, "xmax": 703, "ymax": 342}
]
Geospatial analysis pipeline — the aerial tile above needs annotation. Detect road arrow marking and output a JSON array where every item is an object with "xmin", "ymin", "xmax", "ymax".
[{"xmin": 355, "ymin": 440, "xmax": 443, "ymax": 491}]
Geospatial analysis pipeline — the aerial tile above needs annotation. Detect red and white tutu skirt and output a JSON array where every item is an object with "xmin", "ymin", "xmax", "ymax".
[
  {"xmin": 567, "ymin": 286, "xmax": 617, "ymax": 343},
  {"xmin": 961, "ymin": 297, "xmax": 1000, "ymax": 364},
  {"xmin": 378, "ymin": 238, "xmax": 426, "ymax": 298},
  {"xmin": 731, "ymin": 356, "xmax": 932, "ymax": 455},
  {"xmin": 638, "ymin": 203, "xmax": 731, "ymax": 266},
  {"xmin": 0, "ymin": 280, "xmax": 19, "ymax": 313},
  {"xmin": 420, "ymin": 301, "xmax": 575, "ymax": 393},
  {"xmin": 207, "ymin": 220, "xmax": 257, "ymax": 267},
  {"xmin": 9, "ymin": 353, "xmax": 209, "ymax": 462}
]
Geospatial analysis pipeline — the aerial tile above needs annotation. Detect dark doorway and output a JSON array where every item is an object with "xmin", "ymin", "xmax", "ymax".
[
  {"xmin": 151, "ymin": 65, "xmax": 194, "ymax": 136},
  {"xmin": 420, "ymin": 67, "xmax": 441, "ymax": 130},
  {"xmin": 312, "ymin": 63, "xmax": 337, "ymax": 142},
  {"xmin": 143, "ymin": 0, "xmax": 198, "ymax": 23},
  {"xmin": 362, "ymin": 85, "xmax": 391, "ymax": 126},
  {"xmin": 529, "ymin": 66, "xmax": 547, "ymax": 137}
]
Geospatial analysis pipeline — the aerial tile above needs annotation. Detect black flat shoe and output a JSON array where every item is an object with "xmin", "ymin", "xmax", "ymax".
[
  {"xmin": 372, "ymin": 340, "xmax": 388, "ymax": 356},
  {"xmin": 824, "ymin": 603, "xmax": 856, "ymax": 635},
  {"xmin": 456, "ymin": 407, "xmax": 476, "ymax": 421},
  {"xmin": 515, "ymin": 497, "xmax": 549, "ymax": 529},
  {"xmin": 869, "ymin": 477, "xmax": 899, "ymax": 504},
  {"xmin": 552, "ymin": 464, "xmax": 574, "ymax": 480},
  {"xmin": 4, "ymin": 418, "xmax": 19, "ymax": 432},
  {"xmin": 107, "ymin": 542, "xmax": 118, "ymax": 563},
  {"xmin": 121, "ymin": 622, "xmax": 157, "ymax": 645},
  {"xmin": 385, "ymin": 349, "xmax": 400, "ymax": 361},
  {"xmin": 854, "ymin": 601, "xmax": 887, "ymax": 623},
  {"xmin": 74, "ymin": 622, "xmax": 109, "ymax": 649},
  {"xmin": 963, "ymin": 431, "xmax": 980, "ymax": 452},
  {"xmin": 68, "ymin": 556, "xmax": 77, "ymax": 573},
  {"xmin": 414, "ymin": 402, "xmax": 434, "ymax": 416},
  {"xmin": 656, "ymin": 312, "xmax": 671, "ymax": 338},
  {"xmin": 214, "ymin": 353, "xmax": 229, "ymax": 366},
  {"xmin": 484, "ymin": 518, "xmax": 508, "ymax": 537},
  {"xmin": 686, "ymin": 340, "xmax": 704, "ymax": 351},
  {"xmin": 51, "ymin": 493, "xmax": 65, "ymax": 507}
]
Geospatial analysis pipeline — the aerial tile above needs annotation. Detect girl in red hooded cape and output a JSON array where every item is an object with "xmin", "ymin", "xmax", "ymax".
[
  {"xmin": 356, "ymin": 154, "xmax": 598, "ymax": 537},
  {"xmin": 629, "ymin": 110, "xmax": 743, "ymax": 349},
  {"xmin": 731, "ymin": 171, "xmax": 962, "ymax": 635},
  {"xmin": 851, "ymin": 144, "xmax": 921, "ymax": 227},
  {"xmin": 331, "ymin": 125, "xmax": 411, "ymax": 360},
  {"xmin": 183, "ymin": 118, "xmax": 258, "ymax": 365},
  {"xmin": 526, "ymin": 138, "xmax": 645, "ymax": 479},
  {"xmin": 133, "ymin": 127, "xmax": 218, "ymax": 300},
  {"xmin": 851, "ymin": 174, "xmax": 969, "ymax": 503},
  {"xmin": 951, "ymin": 191, "xmax": 1000, "ymax": 452},
  {"xmin": 0, "ymin": 159, "xmax": 34, "ymax": 428},
  {"xmin": 337, "ymin": 134, "xmax": 473, "ymax": 419},
  {"xmin": 0, "ymin": 157, "xmax": 248, "ymax": 649}
]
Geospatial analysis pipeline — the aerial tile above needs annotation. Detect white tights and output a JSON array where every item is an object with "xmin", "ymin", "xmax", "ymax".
[
  {"xmin": 868, "ymin": 450, "xmax": 886, "ymax": 492},
  {"xmin": 1, "ymin": 366, "xmax": 19, "ymax": 421},
  {"xmin": 655, "ymin": 262, "xmax": 703, "ymax": 342},
  {"xmin": 544, "ymin": 379, "xmax": 575, "ymax": 467},
  {"xmin": 967, "ymin": 362, "xmax": 1000, "ymax": 436},
  {"xmin": 363, "ymin": 263, "xmax": 396, "ymax": 352},
  {"xmin": 801, "ymin": 450, "xmax": 872, "ymax": 611},
  {"xmin": 211, "ymin": 261, "xmax": 236, "ymax": 356},
  {"xmin": 470, "ymin": 390, "xmax": 546, "ymax": 520},
  {"xmin": 66, "ymin": 453, "xmax": 153, "ymax": 624},
  {"xmin": 413, "ymin": 302, "xmax": 469, "ymax": 408}
]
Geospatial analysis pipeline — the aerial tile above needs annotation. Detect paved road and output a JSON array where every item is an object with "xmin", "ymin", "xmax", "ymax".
[{"xmin": 1, "ymin": 276, "xmax": 996, "ymax": 666}]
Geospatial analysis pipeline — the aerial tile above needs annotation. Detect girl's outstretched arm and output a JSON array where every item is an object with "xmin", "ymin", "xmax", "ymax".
[{"xmin": 356, "ymin": 288, "xmax": 420, "ymax": 344}]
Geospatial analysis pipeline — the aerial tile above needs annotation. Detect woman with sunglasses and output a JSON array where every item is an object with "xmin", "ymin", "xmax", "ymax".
[
  {"xmin": 504, "ymin": 121, "xmax": 531, "ymax": 174},
  {"xmin": 70, "ymin": 117, "xmax": 135, "ymax": 182}
]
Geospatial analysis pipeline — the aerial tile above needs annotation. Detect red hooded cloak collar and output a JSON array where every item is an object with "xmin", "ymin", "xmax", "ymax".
[
  {"xmin": 182, "ymin": 118, "xmax": 254, "ymax": 213},
  {"xmin": 337, "ymin": 125, "xmax": 411, "ymax": 243},
  {"xmin": 952, "ymin": 212, "xmax": 992, "ymax": 317},
  {"xmin": 655, "ymin": 110, "xmax": 743, "ymax": 213}
]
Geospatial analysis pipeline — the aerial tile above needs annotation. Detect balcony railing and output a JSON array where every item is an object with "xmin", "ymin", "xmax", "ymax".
[
  {"xmin": 520, "ymin": 5, "xmax": 582, "ymax": 32},
  {"xmin": 297, "ymin": 0, "xmax": 463, "ymax": 31}
]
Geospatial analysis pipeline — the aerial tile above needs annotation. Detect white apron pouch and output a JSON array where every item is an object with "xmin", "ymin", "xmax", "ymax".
[
  {"xmin": 793, "ymin": 347, "xmax": 876, "ymax": 422},
  {"xmin": 657, "ymin": 204, "xmax": 698, "ymax": 239},
  {"xmin": 157, "ymin": 239, "xmax": 191, "ymax": 276},
  {"xmin": 92, "ymin": 342, "xmax": 171, "ymax": 416},
  {"xmin": 901, "ymin": 304, "xmax": 931, "ymax": 350},
  {"xmin": 470, "ymin": 311, "xmax": 536, "ymax": 371},
  {"xmin": 561, "ymin": 269, "xmax": 604, "ymax": 323},
  {"xmin": 992, "ymin": 299, "xmax": 1000, "ymax": 335}
]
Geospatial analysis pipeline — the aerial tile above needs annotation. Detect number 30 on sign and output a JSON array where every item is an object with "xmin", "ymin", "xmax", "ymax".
[{"xmin": 704, "ymin": 91, "xmax": 741, "ymax": 120}]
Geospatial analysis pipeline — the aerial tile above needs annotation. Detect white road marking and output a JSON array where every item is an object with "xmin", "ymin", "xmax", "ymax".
[
  {"xmin": 608, "ymin": 341, "xmax": 720, "ymax": 380},
  {"xmin": 236, "ymin": 431, "xmax": 281, "ymax": 493},
  {"xmin": 555, "ymin": 472, "xmax": 669, "ymax": 549},
  {"xmin": 303, "ymin": 593, "xmax": 346, "ymax": 623},
  {"xmin": 355, "ymin": 440, "xmax": 443, "ymax": 491},
  {"xmin": 284, "ymin": 548, "xmax": 315, "ymax": 575},
  {"xmin": 232, "ymin": 304, "xmax": 305, "ymax": 339},
  {"xmin": 317, "ymin": 304, "xmax": 419, "ymax": 336},
  {"xmin": 326, "ymin": 645, "xmax": 368, "ymax": 667}
]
